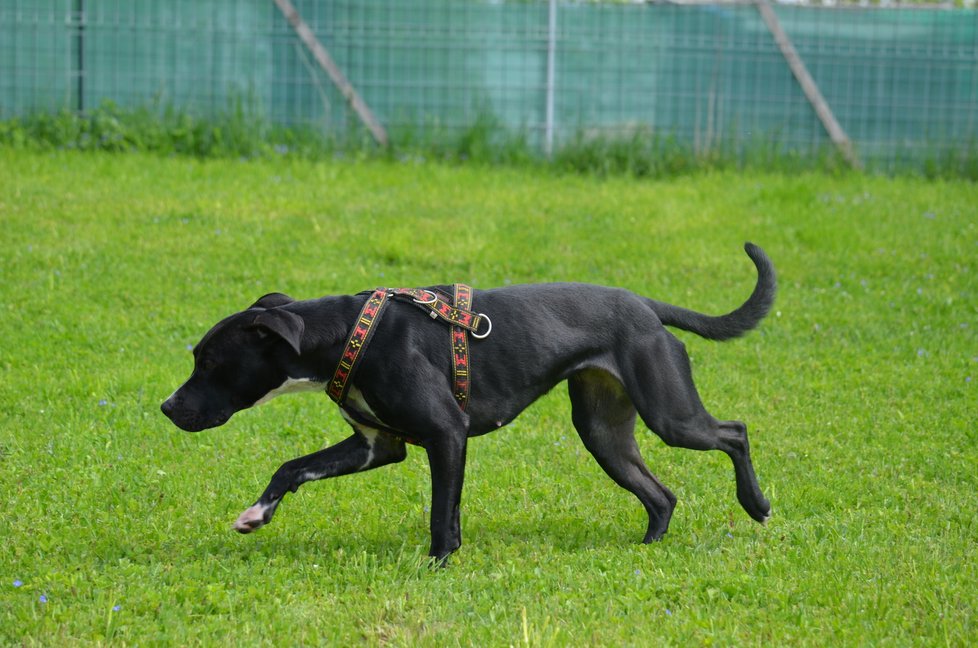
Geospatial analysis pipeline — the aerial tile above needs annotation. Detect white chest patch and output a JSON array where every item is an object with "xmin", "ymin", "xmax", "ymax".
[
  {"xmin": 345, "ymin": 386, "xmax": 381, "ymax": 420},
  {"xmin": 338, "ymin": 386, "xmax": 387, "ymax": 471},
  {"xmin": 253, "ymin": 377, "xmax": 326, "ymax": 406}
]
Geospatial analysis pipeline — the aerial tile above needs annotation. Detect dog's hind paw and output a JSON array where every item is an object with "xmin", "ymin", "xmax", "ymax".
[{"xmin": 233, "ymin": 504, "xmax": 270, "ymax": 534}]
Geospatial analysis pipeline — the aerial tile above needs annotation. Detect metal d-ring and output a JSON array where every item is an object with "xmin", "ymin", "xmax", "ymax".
[
  {"xmin": 471, "ymin": 313, "xmax": 492, "ymax": 339},
  {"xmin": 412, "ymin": 289, "xmax": 437, "ymax": 305}
]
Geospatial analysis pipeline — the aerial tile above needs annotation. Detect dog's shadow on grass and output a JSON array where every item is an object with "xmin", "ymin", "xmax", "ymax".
[
  {"xmin": 195, "ymin": 526, "xmax": 429, "ymax": 566},
  {"xmin": 465, "ymin": 514, "xmax": 639, "ymax": 553},
  {"xmin": 189, "ymin": 513, "xmax": 637, "ymax": 568}
]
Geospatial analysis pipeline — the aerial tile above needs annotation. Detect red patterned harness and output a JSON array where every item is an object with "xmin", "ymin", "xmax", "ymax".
[{"xmin": 327, "ymin": 285, "xmax": 490, "ymax": 444}]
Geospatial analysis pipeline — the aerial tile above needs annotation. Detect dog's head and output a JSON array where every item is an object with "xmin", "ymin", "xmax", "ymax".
[{"xmin": 161, "ymin": 293, "xmax": 306, "ymax": 432}]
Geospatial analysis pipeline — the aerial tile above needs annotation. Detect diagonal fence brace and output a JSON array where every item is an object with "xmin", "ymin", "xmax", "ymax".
[
  {"xmin": 756, "ymin": 0, "xmax": 860, "ymax": 169},
  {"xmin": 272, "ymin": 0, "xmax": 388, "ymax": 147}
]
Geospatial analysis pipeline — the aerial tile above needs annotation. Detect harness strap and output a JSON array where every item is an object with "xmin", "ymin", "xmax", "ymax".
[
  {"xmin": 328, "ymin": 285, "xmax": 486, "ymax": 444},
  {"xmin": 451, "ymin": 283, "xmax": 472, "ymax": 410},
  {"xmin": 390, "ymin": 288, "xmax": 488, "ymax": 336},
  {"xmin": 327, "ymin": 289, "xmax": 390, "ymax": 404}
]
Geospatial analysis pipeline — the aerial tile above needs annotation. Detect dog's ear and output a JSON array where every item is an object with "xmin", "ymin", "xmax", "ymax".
[
  {"xmin": 250, "ymin": 309, "xmax": 305, "ymax": 355},
  {"xmin": 250, "ymin": 293, "xmax": 294, "ymax": 310}
]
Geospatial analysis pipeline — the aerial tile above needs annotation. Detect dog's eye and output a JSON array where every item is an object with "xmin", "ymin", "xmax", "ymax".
[{"xmin": 198, "ymin": 356, "xmax": 217, "ymax": 371}]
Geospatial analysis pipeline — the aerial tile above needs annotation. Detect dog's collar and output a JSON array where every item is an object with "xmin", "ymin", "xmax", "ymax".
[{"xmin": 327, "ymin": 285, "xmax": 488, "ymax": 428}]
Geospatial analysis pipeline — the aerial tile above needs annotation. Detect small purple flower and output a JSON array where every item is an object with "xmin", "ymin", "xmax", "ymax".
[
  {"xmin": 665, "ymin": 609, "xmax": 673, "ymax": 616},
  {"xmin": 98, "ymin": 399, "xmax": 108, "ymax": 406},
  {"xmin": 726, "ymin": 532, "xmax": 734, "ymax": 539},
  {"xmin": 13, "ymin": 580, "xmax": 22, "ymax": 587},
  {"xmin": 113, "ymin": 605, "xmax": 121, "ymax": 612},
  {"xmin": 967, "ymin": 376, "xmax": 972, "ymax": 383},
  {"xmin": 39, "ymin": 594, "xmax": 47, "ymax": 603},
  {"xmin": 634, "ymin": 569, "xmax": 641, "ymax": 576}
]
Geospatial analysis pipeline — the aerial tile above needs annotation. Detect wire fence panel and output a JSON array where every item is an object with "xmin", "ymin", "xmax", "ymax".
[{"xmin": 1, "ymin": 0, "xmax": 976, "ymax": 170}]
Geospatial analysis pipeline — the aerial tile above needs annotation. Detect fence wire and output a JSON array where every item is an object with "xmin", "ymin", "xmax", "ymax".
[{"xmin": 1, "ymin": 0, "xmax": 976, "ymax": 170}]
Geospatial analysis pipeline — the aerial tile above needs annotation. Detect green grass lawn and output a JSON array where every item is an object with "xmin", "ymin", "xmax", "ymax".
[{"xmin": 1, "ymin": 148, "xmax": 975, "ymax": 646}]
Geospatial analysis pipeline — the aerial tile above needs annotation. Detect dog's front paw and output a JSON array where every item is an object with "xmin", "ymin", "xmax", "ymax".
[{"xmin": 233, "ymin": 503, "xmax": 272, "ymax": 534}]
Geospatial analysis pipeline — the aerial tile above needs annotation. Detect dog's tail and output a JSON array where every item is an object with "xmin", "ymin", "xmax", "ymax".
[{"xmin": 644, "ymin": 243, "xmax": 776, "ymax": 341}]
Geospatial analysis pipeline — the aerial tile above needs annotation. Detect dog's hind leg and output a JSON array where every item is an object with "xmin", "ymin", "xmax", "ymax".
[
  {"xmin": 619, "ymin": 333, "xmax": 771, "ymax": 523},
  {"xmin": 233, "ymin": 429, "xmax": 406, "ymax": 533},
  {"xmin": 712, "ymin": 419, "xmax": 770, "ymax": 524},
  {"xmin": 568, "ymin": 369, "xmax": 678, "ymax": 543}
]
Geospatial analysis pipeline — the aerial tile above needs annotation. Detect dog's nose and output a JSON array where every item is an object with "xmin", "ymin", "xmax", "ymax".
[{"xmin": 160, "ymin": 398, "xmax": 175, "ymax": 419}]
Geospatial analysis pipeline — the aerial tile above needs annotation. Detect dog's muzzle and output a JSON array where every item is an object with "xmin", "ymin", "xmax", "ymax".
[{"xmin": 160, "ymin": 396, "xmax": 229, "ymax": 432}]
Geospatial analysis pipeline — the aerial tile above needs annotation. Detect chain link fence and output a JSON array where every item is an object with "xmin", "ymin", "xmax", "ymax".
[{"xmin": 2, "ymin": 0, "xmax": 976, "ymax": 170}]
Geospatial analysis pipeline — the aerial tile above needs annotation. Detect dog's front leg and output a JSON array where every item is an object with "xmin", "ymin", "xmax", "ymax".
[
  {"xmin": 233, "ymin": 430, "xmax": 406, "ymax": 533},
  {"xmin": 425, "ymin": 431, "xmax": 468, "ymax": 563}
]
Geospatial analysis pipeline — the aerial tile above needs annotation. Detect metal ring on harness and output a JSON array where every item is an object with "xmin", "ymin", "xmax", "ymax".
[
  {"xmin": 471, "ymin": 313, "xmax": 492, "ymax": 339},
  {"xmin": 412, "ymin": 289, "xmax": 437, "ymax": 305}
]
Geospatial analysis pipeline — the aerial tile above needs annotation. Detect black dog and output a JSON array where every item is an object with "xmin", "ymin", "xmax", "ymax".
[{"xmin": 161, "ymin": 243, "xmax": 775, "ymax": 561}]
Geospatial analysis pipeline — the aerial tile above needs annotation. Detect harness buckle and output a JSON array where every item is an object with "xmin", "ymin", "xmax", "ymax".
[
  {"xmin": 412, "ymin": 289, "xmax": 438, "ymax": 305},
  {"xmin": 471, "ymin": 313, "xmax": 493, "ymax": 339}
]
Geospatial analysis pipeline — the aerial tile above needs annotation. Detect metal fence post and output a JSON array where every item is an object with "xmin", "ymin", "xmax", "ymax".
[
  {"xmin": 70, "ymin": 0, "xmax": 85, "ymax": 112},
  {"xmin": 545, "ymin": 0, "xmax": 557, "ymax": 158}
]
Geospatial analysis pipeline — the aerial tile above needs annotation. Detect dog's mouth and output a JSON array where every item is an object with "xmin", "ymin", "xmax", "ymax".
[
  {"xmin": 173, "ymin": 416, "xmax": 228, "ymax": 433},
  {"xmin": 161, "ymin": 400, "xmax": 231, "ymax": 432}
]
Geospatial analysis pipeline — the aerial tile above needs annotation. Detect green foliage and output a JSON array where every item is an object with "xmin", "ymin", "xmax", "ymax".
[
  {"xmin": 553, "ymin": 128, "xmax": 699, "ymax": 177},
  {"xmin": 1, "ymin": 149, "xmax": 976, "ymax": 645},
  {"xmin": 388, "ymin": 111, "xmax": 539, "ymax": 167},
  {"xmin": 4, "ymin": 102, "xmax": 976, "ymax": 179},
  {"xmin": 0, "ymin": 100, "xmax": 342, "ymax": 161}
]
